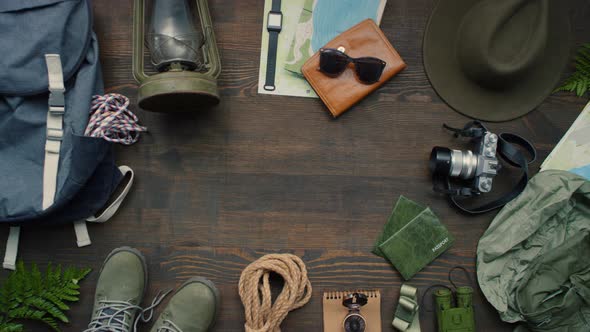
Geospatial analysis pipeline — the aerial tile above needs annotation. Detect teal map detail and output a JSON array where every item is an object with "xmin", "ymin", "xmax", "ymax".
[
  {"xmin": 541, "ymin": 101, "xmax": 590, "ymax": 180},
  {"xmin": 311, "ymin": 0, "xmax": 382, "ymax": 51}
]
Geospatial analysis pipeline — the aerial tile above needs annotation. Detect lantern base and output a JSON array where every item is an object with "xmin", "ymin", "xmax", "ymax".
[{"xmin": 137, "ymin": 71, "xmax": 220, "ymax": 112}]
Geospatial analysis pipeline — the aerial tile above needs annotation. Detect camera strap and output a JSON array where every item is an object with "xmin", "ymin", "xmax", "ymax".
[{"xmin": 435, "ymin": 121, "xmax": 537, "ymax": 214}]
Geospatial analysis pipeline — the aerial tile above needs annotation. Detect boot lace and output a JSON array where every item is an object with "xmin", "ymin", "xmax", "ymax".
[
  {"xmin": 84, "ymin": 290, "xmax": 172, "ymax": 332},
  {"xmin": 156, "ymin": 320, "xmax": 184, "ymax": 332}
]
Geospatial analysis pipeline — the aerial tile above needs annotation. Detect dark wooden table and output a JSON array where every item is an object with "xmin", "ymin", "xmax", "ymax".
[{"xmin": 3, "ymin": 0, "xmax": 589, "ymax": 331}]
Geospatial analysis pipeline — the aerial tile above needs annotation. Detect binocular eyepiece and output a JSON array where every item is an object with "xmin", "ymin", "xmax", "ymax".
[{"xmin": 434, "ymin": 286, "xmax": 476, "ymax": 332}]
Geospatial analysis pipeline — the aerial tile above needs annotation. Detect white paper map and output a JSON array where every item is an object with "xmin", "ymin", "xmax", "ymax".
[{"xmin": 541, "ymin": 101, "xmax": 590, "ymax": 179}]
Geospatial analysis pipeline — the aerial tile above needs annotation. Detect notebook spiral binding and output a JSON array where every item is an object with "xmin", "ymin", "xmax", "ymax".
[{"xmin": 324, "ymin": 290, "xmax": 380, "ymax": 300}]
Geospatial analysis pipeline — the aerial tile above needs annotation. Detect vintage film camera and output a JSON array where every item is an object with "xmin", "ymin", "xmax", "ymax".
[
  {"xmin": 428, "ymin": 121, "xmax": 536, "ymax": 214},
  {"xmin": 342, "ymin": 292, "xmax": 368, "ymax": 332},
  {"xmin": 430, "ymin": 125, "xmax": 500, "ymax": 196}
]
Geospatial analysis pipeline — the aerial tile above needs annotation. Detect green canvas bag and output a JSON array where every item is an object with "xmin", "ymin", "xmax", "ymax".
[{"xmin": 477, "ymin": 170, "xmax": 590, "ymax": 332}]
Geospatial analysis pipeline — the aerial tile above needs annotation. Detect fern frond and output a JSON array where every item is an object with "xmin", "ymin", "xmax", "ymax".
[
  {"xmin": 556, "ymin": 43, "xmax": 590, "ymax": 97},
  {"xmin": 7, "ymin": 307, "xmax": 45, "ymax": 321},
  {"xmin": 0, "ymin": 322, "xmax": 23, "ymax": 332},
  {"xmin": 30, "ymin": 264, "xmax": 42, "ymax": 294},
  {"xmin": 23, "ymin": 297, "xmax": 68, "ymax": 323},
  {"xmin": 74, "ymin": 268, "xmax": 91, "ymax": 283},
  {"xmin": 46, "ymin": 264, "xmax": 61, "ymax": 289},
  {"xmin": 40, "ymin": 291, "xmax": 69, "ymax": 311},
  {"xmin": 0, "ymin": 261, "xmax": 91, "ymax": 332},
  {"xmin": 41, "ymin": 317, "xmax": 60, "ymax": 332}
]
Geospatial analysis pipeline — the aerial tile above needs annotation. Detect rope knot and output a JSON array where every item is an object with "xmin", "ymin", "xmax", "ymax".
[
  {"xmin": 85, "ymin": 93, "xmax": 147, "ymax": 145},
  {"xmin": 239, "ymin": 254, "xmax": 312, "ymax": 332}
]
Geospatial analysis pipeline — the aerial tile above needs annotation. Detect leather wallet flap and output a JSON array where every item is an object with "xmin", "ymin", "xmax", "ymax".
[{"xmin": 302, "ymin": 19, "xmax": 406, "ymax": 117}]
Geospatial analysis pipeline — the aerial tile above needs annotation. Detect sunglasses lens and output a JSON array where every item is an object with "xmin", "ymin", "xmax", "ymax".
[
  {"xmin": 355, "ymin": 57, "xmax": 386, "ymax": 83},
  {"xmin": 319, "ymin": 49, "xmax": 349, "ymax": 76}
]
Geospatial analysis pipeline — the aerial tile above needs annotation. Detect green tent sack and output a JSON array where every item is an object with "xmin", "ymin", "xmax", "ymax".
[{"xmin": 477, "ymin": 170, "xmax": 590, "ymax": 332}]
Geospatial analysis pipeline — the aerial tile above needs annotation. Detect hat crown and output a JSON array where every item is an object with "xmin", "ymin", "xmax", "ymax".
[{"xmin": 457, "ymin": 0, "xmax": 549, "ymax": 89}]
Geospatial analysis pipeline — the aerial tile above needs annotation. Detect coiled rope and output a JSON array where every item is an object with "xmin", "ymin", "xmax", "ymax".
[
  {"xmin": 239, "ymin": 254, "xmax": 312, "ymax": 332},
  {"xmin": 85, "ymin": 94, "xmax": 147, "ymax": 145}
]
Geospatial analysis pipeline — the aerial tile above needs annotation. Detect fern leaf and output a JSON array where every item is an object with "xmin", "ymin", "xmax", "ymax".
[
  {"xmin": 61, "ymin": 267, "xmax": 74, "ymax": 286},
  {"xmin": 24, "ymin": 297, "xmax": 68, "ymax": 323},
  {"xmin": 41, "ymin": 317, "xmax": 60, "ymax": 332},
  {"xmin": 30, "ymin": 264, "xmax": 42, "ymax": 294},
  {"xmin": 556, "ymin": 42, "xmax": 590, "ymax": 97},
  {"xmin": 56, "ymin": 287, "xmax": 79, "ymax": 302},
  {"xmin": 0, "ymin": 262, "xmax": 90, "ymax": 332},
  {"xmin": 7, "ymin": 307, "xmax": 45, "ymax": 321},
  {"xmin": 40, "ymin": 291, "xmax": 69, "ymax": 311},
  {"xmin": 61, "ymin": 286, "xmax": 80, "ymax": 296},
  {"xmin": 0, "ymin": 322, "xmax": 24, "ymax": 332},
  {"xmin": 73, "ymin": 268, "xmax": 92, "ymax": 283},
  {"xmin": 43, "ymin": 263, "xmax": 53, "ymax": 289},
  {"xmin": 48, "ymin": 265, "xmax": 62, "ymax": 289}
]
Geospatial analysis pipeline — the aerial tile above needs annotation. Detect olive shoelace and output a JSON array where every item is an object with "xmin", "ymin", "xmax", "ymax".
[
  {"xmin": 84, "ymin": 290, "xmax": 172, "ymax": 332},
  {"xmin": 156, "ymin": 319, "xmax": 184, "ymax": 332}
]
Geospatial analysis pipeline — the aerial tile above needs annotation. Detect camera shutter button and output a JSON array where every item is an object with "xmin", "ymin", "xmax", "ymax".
[{"xmin": 480, "ymin": 179, "xmax": 492, "ymax": 191}]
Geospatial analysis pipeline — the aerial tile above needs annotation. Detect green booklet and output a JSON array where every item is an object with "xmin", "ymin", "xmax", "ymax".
[
  {"xmin": 374, "ymin": 196, "xmax": 454, "ymax": 280},
  {"xmin": 373, "ymin": 196, "xmax": 426, "ymax": 257}
]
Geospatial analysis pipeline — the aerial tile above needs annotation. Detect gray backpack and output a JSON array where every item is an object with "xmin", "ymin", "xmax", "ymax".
[{"xmin": 0, "ymin": 0, "xmax": 133, "ymax": 269}]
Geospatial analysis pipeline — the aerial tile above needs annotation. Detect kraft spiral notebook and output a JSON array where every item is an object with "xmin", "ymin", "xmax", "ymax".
[{"xmin": 323, "ymin": 290, "xmax": 381, "ymax": 332}]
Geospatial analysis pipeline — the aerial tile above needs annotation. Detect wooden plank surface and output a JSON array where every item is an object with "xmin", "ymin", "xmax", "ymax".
[{"xmin": 2, "ymin": 0, "xmax": 590, "ymax": 331}]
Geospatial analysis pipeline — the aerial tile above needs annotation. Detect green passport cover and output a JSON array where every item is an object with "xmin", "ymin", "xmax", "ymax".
[
  {"xmin": 372, "ymin": 196, "xmax": 426, "ymax": 257},
  {"xmin": 378, "ymin": 208, "xmax": 454, "ymax": 280}
]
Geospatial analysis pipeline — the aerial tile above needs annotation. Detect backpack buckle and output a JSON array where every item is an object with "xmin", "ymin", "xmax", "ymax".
[
  {"xmin": 49, "ymin": 105, "xmax": 65, "ymax": 115},
  {"xmin": 48, "ymin": 89, "xmax": 65, "ymax": 107},
  {"xmin": 46, "ymin": 128, "xmax": 63, "ymax": 142}
]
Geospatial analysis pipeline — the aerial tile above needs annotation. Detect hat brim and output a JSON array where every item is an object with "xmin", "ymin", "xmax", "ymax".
[{"xmin": 423, "ymin": 0, "xmax": 572, "ymax": 122}]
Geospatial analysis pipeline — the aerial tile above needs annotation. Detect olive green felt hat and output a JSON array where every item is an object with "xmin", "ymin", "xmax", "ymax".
[{"xmin": 423, "ymin": 0, "xmax": 572, "ymax": 122}]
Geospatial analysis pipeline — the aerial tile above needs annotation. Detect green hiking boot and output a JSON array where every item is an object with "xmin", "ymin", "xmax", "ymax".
[
  {"xmin": 85, "ymin": 247, "xmax": 148, "ymax": 332},
  {"xmin": 150, "ymin": 277, "xmax": 220, "ymax": 332}
]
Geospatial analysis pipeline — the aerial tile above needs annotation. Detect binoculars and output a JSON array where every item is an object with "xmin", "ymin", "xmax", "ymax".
[{"xmin": 434, "ymin": 286, "xmax": 475, "ymax": 332}]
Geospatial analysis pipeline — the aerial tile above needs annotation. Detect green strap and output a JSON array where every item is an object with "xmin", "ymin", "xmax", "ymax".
[{"xmin": 393, "ymin": 284, "xmax": 421, "ymax": 331}]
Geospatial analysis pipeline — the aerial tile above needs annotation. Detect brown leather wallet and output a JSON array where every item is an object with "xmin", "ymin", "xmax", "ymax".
[{"xmin": 302, "ymin": 19, "xmax": 406, "ymax": 118}]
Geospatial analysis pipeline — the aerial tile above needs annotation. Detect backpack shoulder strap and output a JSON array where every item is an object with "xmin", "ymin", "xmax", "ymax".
[
  {"xmin": 3, "ymin": 54, "xmax": 66, "ymax": 270},
  {"xmin": 43, "ymin": 54, "xmax": 66, "ymax": 210},
  {"xmin": 3, "ymin": 227, "xmax": 20, "ymax": 270}
]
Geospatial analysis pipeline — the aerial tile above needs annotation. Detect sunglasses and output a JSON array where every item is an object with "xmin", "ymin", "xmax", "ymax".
[{"xmin": 319, "ymin": 48, "xmax": 387, "ymax": 84}]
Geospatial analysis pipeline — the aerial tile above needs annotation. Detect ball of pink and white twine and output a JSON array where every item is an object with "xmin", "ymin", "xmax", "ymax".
[{"xmin": 85, "ymin": 94, "xmax": 147, "ymax": 145}]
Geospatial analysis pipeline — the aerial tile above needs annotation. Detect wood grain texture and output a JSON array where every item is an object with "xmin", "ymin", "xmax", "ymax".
[{"xmin": 1, "ymin": 0, "xmax": 590, "ymax": 331}]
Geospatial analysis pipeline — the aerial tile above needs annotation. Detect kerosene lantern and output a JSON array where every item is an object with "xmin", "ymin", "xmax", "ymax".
[{"xmin": 133, "ymin": 0, "xmax": 221, "ymax": 112}]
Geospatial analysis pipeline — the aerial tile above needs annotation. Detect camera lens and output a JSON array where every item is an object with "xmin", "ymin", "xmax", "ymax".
[
  {"xmin": 430, "ymin": 147, "xmax": 478, "ymax": 180},
  {"xmin": 449, "ymin": 150, "xmax": 478, "ymax": 179},
  {"xmin": 344, "ymin": 314, "xmax": 366, "ymax": 332},
  {"xmin": 429, "ymin": 147, "xmax": 452, "ymax": 176}
]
